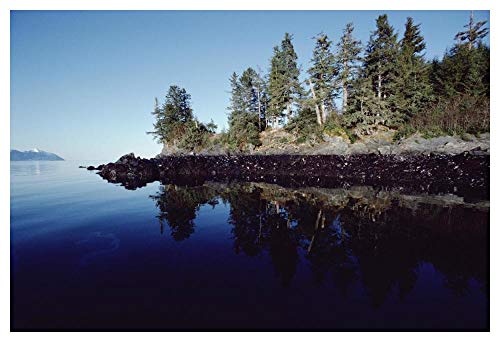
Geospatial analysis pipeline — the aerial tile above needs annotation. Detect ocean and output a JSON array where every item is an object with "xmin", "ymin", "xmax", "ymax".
[{"xmin": 10, "ymin": 160, "xmax": 489, "ymax": 331}]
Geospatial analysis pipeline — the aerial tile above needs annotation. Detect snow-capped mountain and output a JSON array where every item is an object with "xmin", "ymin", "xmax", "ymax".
[{"xmin": 10, "ymin": 149, "xmax": 64, "ymax": 161}]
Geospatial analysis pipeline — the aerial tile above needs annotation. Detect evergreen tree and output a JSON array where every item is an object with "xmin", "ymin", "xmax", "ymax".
[
  {"xmin": 308, "ymin": 33, "xmax": 338, "ymax": 126},
  {"xmin": 393, "ymin": 17, "xmax": 433, "ymax": 120},
  {"xmin": 149, "ymin": 85, "xmax": 217, "ymax": 151},
  {"xmin": 148, "ymin": 86, "xmax": 194, "ymax": 143},
  {"xmin": 228, "ymin": 72, "xmax": 244, "ymax": 115},
  {"xmin": 268, "ymin": 46, "xmax": 287, "ymax": 127},
  {"xmin": 455, "ymin": 11, "xmax": 489, "ymax": 51},
  {"xmin": 149, "ymin": 97, "xmax": 163, "ymax": 142},
  {"xmin": 347, "ymin": 14, "xmax": 402, "ymax": 131},
  {"xmin": 268, "ymin": 33, "xmax": 302, "ymax": 127},
  {"xmin": 163, "ymin": 85, "xmax": 194, "ymax": 124},
  {"xmin": 206, "ymin": 119, "xmax": 218, "ymax": 134},
  {"xmin": 253, "ymin": 69, "xmax": 269, "ymax": 131},
  {"xmin": 344, "ymin": 74, "xmax": 385, "ymax": 134},
  {"xmin": 240, "ymin": 68, "xmax": 260, "ymax": 116},
  {"xmin": 414, "ymin": 13, "xmax": 489, "ymax": 136},
  {"xmin": 364, "ymin": 14, "xmax": 399, "ymax": 103},
  {"xmin": 432, "ymin": 14, "xmax": 489, "ymax": 98},
  {"xmin": 336, "ymin": 23, "xmax": 362, "ymax": 115},
  {"xmin": 227, "ymin": 68, "xmax": 265, "ymax": 149},
  {"xmin": 280, "ymin": 33, "xmax": 302, "ymax": 120}
]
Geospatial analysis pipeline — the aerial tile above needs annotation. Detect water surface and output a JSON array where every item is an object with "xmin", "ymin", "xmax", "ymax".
[{"xmin": 11, "ymin": 161, "xmax": 489, "ymax": 331}]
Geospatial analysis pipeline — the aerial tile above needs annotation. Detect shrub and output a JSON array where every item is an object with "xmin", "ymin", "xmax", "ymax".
[
  {"xmin": 178, "ymin": 121, "xmax": 211, "ymax": 151},
  {"xmin": 286, "ymin": 107, "xmax": 322, "ymax": 142},
  {"xmin": 410, "ymin": 94, "xmax": 489, "ymax": 136},
  {"xmin": 344, "ymin": 129, "xmax": 357, "ymax": 143},
  {"xmin": 323, "ymin": 115, "xmax": 357, "ymax": 143},
  {"xmin": 392, "ymin": 125, "xmax": 416, "ymax": 142}
]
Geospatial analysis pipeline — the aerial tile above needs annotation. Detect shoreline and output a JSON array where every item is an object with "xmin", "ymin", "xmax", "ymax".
[
  {"xmin": 90, "ymin": 152, "xmax": 489, "ymax": 201},
  {"xmin": 161, "ymin": 132, "xmax": 490, "ymax": 157}
]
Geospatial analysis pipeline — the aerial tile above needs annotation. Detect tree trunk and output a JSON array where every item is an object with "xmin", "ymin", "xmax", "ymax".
[
  {"xmin": 308, "ymin": 79, "xmax": 323, "ymax": 126},
  {"xmin": 286, "ymin": 103, "xmax": 292, "ymax": 123},
  {"xmin": 377, "ymin": 73, "xmax": 382, "ymax": 99},
  {"xmin": 468, "ymin": 11, "xmax": 474, "ymax": 51},
  {"xmin": 342, "ymin": 81, "xmax": 348, "ymax": 114},
  {"xmin": 321, "ymin": 102, "xmax": 328, "ymax": 124},
  {"xmin": 257, "ymin": 89, "xmax": 262, "ymax": 131},
  {"xmin": 342, "ymin": 60, "xmax": 348, "ymax": 114}
]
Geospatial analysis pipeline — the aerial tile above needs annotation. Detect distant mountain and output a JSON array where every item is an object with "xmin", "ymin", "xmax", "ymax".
[{"xmin": 10, "ymin": 149, "xmax": 64, "ymax": 161}]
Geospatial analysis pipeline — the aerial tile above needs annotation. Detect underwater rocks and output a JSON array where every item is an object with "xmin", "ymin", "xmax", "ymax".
[{"xmin": 89, "ymin": 152, "xmax": 489, "ymax": 200}]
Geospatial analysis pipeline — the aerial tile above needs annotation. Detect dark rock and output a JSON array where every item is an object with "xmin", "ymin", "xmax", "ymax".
[
  {"xmin": 87, "ymin": 166, "xmax": 96, "ymax": 170},
  {"xmin": 93, "ymin": 152, "xmax": 489, "ymax": 201},
  {"xmin": 116, "ymin": 153, "xmax": 135, "ymax": 164}
]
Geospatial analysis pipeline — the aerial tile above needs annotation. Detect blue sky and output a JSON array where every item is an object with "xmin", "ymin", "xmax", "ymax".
[{"xmin": 11, "ymin": 10, "xmax": 489, "ymax": 160}]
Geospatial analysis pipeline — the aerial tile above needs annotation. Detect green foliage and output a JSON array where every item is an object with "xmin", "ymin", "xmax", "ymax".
[
  {"xmin": 149, "ymin": 13, "xmax": 489, "ymax": 154},
  {"xmin": 432, "ymin": 43, "xmax": 489, "ymax": 98},
  {"xmin": 392, "ymin": 17, "xmax": 434, "ymax": 121},
  {"xmin": 344, "ymin": 74, "xmax": 403, "ymax": 132},
  {"xmin": 336, "ymin": 23, "xmax": 362, "ymax": 114},
  {"xmin": 346, "ymin": 15, "xmax": 404, "ymax": 131},
  {"xmin": 410, "ymin": 94, "xmax": 489, "ymax": 136},
  {"xmin": 364, "ymin": 15, "xmax": 399, "ymax": 102},
  {"xmin": 227, "ymin": 68, "xmax": 267, "ymax": 149},
  {"xmin": 430, "ymin": 13, "xmax": 489, "ymax": 99},
  {"xmin": 148, "ymin": 85, "xmax": 216, "ymax": 151},
  {"xmin": 206, "ymin": 119, "xmax": 218, "ymax": 134},
  {"xmin": 454, "ymin": 11, "xmax": 489, "ymax": 51},
  {"xmin": 268, "ymin": 33, "xmax": 302, "ymax": 126},
  {"xmin": 228, "ymin": 111, "xmax": 261, "ymax": 149},
  {"xmin": 279, "ymin": 136, "xmax": 290, "ymax": 144},
  {"xmin": 421, "ymin": 127, "xmax": 447, "ymax": 140},
  {"xmin": 308, "ymin": 33, "xmax": 338, "ymax": 123},
  {"xmin": 392, "ymin": 125, "xmax": 416, "ymax": 142},
  {"xmin": 296, "ymin": 136, "xmax": 307, "ymax": 144},
  {"xmin": 323, "ymin": 115, "xmax": 357, "ymax": 143},
  {"xmin": 178, "ymin": 120, "xmax": 213, "ymax": 151},
  {"xmin": 323, "ymin": 115, "xmax": 342, "ymax": 134},
  {"xmin": 285, "ymin": 106, "xmax": 322, "ymax": 142},
  {"xmin": 344, "ymin": 129, "xmax": 358, "ymax": 144},
  {"xmin": 148, "ymin": 85, "xmax": 194, "ymax": 143},
  {"xmin": 415, "ymin": 12, "xmax": 490, "ymax": 137}
]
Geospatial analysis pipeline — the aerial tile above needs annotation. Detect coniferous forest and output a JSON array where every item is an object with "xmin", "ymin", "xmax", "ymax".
[{"xmin": 149, "ymin": 13, "xmax": 489, "ymax": 153}]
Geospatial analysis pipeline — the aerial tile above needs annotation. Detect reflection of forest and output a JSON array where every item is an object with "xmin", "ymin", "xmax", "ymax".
[{"xmin": 150, "ymin": 182, "xmax": 488, "ymax": 306}]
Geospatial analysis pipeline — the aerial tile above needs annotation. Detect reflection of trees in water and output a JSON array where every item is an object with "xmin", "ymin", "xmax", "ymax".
[
  {"xmin": 150, "ymin": 182, "xmax": 488, "ymax": 305},
  {"xmin": 224, "ymin": 186, "xmax": 300, "ymax": 287},
  {"xmin": 150, "ymin": 184, "xmax": 219, "ymax": 241}
]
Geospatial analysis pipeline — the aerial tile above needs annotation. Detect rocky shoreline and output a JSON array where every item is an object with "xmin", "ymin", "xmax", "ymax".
[
  {"xmin": 88, "ymin": 152, "xmax": 489, "ymax": 201},
  {"xmin": 163, "ymin": 132, "xmax": 490, "ymax": 156}
]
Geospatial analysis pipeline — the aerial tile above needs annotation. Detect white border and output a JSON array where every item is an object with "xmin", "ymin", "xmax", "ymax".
[{"xmin": 1, "ymin": 0, "xmax": 496, "ymax": 340}]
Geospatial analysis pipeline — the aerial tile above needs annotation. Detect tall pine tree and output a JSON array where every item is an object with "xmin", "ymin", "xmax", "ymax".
[
  {"xmin": 433, "ymin": 13, "xmax": 489, "ymax": 97},
  {"xmin": 393, "ymin": 17, "xmax": 433, "ymax": 120},
  {"xmin": 149, "ymin": 85, "xmax": 194, "ymax": 143},
  {"xmin": 455, "ymin": 11, "xmax": 489, "ymax": 51},
  {"xmin": 308, "ymin": 33, "xmax": 338, "ymax": 126},
  {"xmin": 363, "ymin": 14, "xmax": 401, "ymax": 126},
  {"xmin": 336, "ymin": 23, "xmax": 362, "ymax": 115},
  {"xmin": 227, "ymin": 68, "xmax": 266, "ymax": 149},
  {"xmin": 268, "ymin": 33, "xmax": 302, "ymax": 127}
]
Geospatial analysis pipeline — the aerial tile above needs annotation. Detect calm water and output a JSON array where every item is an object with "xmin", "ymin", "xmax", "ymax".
[{"xmin": 11, "ymin": 160, "xmax": 489, "ymax": 331}]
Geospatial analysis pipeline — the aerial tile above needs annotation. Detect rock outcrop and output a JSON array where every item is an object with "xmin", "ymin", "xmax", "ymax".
[
  {"xmin": 159, "ymin": 132, "xmax": 490, "ymax": 157},
  {"xmin": 90, "ymin": 152, "xmax": 489, "ymax": 200}
]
